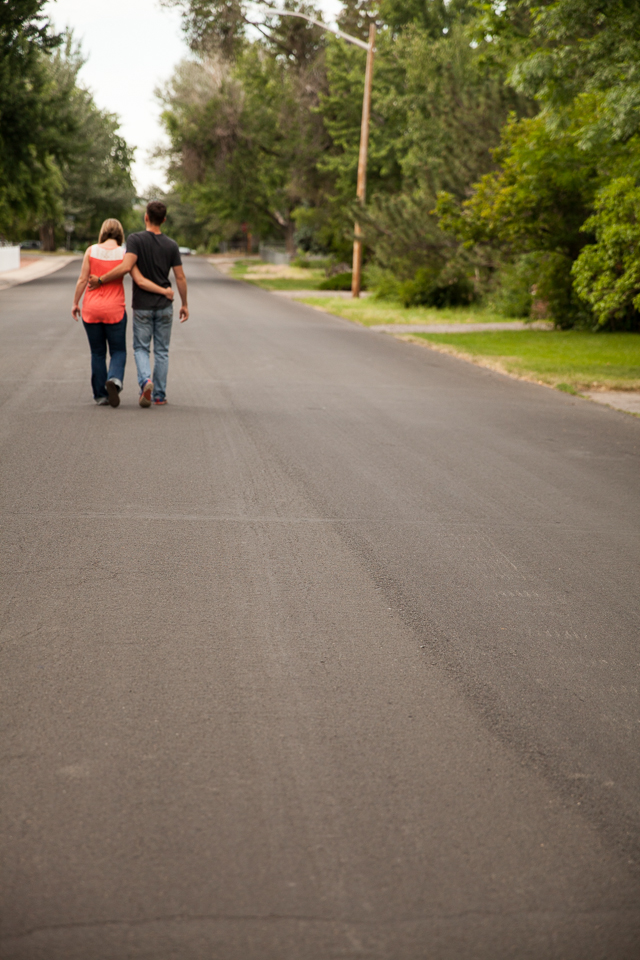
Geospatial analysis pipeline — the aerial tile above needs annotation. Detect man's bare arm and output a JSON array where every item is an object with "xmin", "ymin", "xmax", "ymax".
[
  {"xmin": 131, "ymin": 264, "xmax": 174, "ymax": 300},
  {"xmin": 87, "ymin": 252, "xmax": 137, "ymax": 289},
  {"xmin": 174, "ymin": 265, "xmax": 189, "ymax": 322}
]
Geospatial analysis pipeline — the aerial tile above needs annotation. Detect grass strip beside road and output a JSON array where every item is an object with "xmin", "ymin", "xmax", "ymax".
[
  {"xmin": 299, "ymin": 296, "xmax": 516, "ymax": 326},
  {"xmin": 408, "ymin": 330, "xmax": 640, "ymax": 392}
]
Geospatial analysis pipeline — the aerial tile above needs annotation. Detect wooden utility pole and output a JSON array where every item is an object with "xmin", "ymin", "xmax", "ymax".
[
  {"xmin": 352, "ymin": 23, "xmax": 376, "ymax": 299},
  {"xmin": 253, "ymin": 9, "xmax": 374, "ymax": 288}
]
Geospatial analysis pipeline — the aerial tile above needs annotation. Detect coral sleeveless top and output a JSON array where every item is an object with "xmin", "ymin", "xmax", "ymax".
[{"xmin": 82, "ymin": 244, "xmax": 126, "ymax": 324}]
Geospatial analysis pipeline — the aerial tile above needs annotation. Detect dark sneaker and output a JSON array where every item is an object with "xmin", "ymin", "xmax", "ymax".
[
  {"xmin": 153, "ymin": 398, "xmax": 167, "ymax": 405},
  {"xmin": 139, "ymin": 379, "xmax": 153, "ymax": 408},
  {"xmin": 106, "ymin": 377, "xmax": 122, "ymax": 408},
  {"xmin": 94, "ymin": 397, "xmax": 109, "ymax": 405}
]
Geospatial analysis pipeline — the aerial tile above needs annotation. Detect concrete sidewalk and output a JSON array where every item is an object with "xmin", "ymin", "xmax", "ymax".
[
  {"xmin": 0, "ymin": 254, "xmax": 80, "ymax": 291},
  {"xmin": 584, "ymin": 390, "xmax": 640, "ymax": 416},
  {"xmin": 371, "ymin": 320, "xmax": 554, "ymax": 333},
  {"xmin": 271, "ymin": 289, "xmax": 372, "ymax": 298}
]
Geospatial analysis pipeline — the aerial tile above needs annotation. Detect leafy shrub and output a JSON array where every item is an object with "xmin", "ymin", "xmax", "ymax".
[
  {"xmin": 366, "ymin": 265, "xmax": 402, "ymax": 301},
  {"xmin": 293, "ymin": 225, "xmax": 319, "ymax": 254},
  {"xmin": 491, "ymin": 255, "xmax": 539, "ymax": 318},
  {"xmin": 573, "ymin": 177, "xmax": 640, "ymax": 330},
  {"xmin": 318, "ymin": 271, "xmax": 356, "ymax": 291},
  {"xmin": 491, "ymin": 251, "xmax": 591, "ymax": 328},
  {"xmin": 532, "ymin": 251, "xmax": 595, "ymax": 329},
  {"xmin": 398, "ymin": 264, "xmax": 475, "ymax": 309},
  {"xmin": 291, "ymin": 206, "xmax": 343, "ymax": 258},
  {"xmin": 534, "ymin": 253, "xmax": 580, "ymax": 328}
]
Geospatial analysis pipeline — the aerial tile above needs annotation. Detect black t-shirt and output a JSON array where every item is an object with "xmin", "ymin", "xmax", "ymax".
[{"xmin": 126, "ymin": 231, "xmax": 182, "ymax": 310}]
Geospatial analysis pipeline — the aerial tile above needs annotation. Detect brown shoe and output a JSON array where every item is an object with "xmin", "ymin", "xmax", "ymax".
[{"xmin": 106, "ymin": 378, "xmax": 121, "ymax": 408}]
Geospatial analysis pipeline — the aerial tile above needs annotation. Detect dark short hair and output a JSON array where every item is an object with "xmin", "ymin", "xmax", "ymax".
[{"xmin": 146, "ymin": 200, "xmax": 167, "ymax": 226}]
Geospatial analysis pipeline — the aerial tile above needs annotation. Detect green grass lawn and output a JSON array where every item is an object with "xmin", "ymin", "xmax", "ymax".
[
  {"xmin": 410, "ymin": 330, "xmax": 640, "ymax": 391},
  {"xmin": 298, "ymin": 296, "xmax": 516, "ymax": 326}
]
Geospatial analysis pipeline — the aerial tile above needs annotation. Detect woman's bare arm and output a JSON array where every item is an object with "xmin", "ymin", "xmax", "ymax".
[
  {"xmin": 130, "ymin": 264, "xmax": 174, "ymax": 300},
  {"xmin": 72, "ymin": 249, "xmax": 91, "ymax": 320}
]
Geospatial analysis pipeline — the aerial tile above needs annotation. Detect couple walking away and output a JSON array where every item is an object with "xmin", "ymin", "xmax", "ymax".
[{"xmin": 71, "ymin": 200, "xmax": 189, "ymax": 407}]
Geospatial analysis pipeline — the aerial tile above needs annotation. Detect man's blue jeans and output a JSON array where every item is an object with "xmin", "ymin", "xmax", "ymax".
[
  {"xmin": 83, "ymin": 313, "xmax": 127, "ymax": 400},
  {"xmin": 132, "ymin": 306, "xmax": 173, "ymax": 402}
]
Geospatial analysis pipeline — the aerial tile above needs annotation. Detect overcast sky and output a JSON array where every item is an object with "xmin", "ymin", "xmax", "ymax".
[{"xmin": 44, "ymin": 0, "xmax": 343, "ymax": 195}]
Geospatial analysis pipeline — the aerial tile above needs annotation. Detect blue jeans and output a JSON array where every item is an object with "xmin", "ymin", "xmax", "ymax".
[
  {"xmin": 83, "ymin": 313, "xmax": 127, "ymax": 400},
  {"xmin": 132, "ymin": 306, "xmax": 173, "ymax": 401}
]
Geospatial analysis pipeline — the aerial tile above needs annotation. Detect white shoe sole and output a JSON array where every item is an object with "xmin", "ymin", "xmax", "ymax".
[{"xmin": 139, "ymin": 381, "xmax": 153, "ymax": 407}]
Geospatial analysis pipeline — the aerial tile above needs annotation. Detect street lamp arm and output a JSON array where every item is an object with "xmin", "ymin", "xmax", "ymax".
[{"xmin": 248, "ymin": 6, "xmax": 371, "ymax": 50}]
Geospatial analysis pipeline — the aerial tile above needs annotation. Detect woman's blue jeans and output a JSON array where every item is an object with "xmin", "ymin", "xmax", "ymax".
[{"xmin": 83, "ymin": 313, "xmax": 127, "ymax": 400}]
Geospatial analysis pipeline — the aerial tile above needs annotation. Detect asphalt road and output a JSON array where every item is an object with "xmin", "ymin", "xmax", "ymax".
[{"xmin": 1, "ymin": 258, "xmax": 639, "ymax": 960}]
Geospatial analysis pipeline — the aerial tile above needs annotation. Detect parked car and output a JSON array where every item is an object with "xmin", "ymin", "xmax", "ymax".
[
  {"xmin": 20, "ymin": 240, "xmax": 42, "ymax": 250},
  {"xmin": 178, "ymin": 246, "xmax": 193, "ymax": 256}
]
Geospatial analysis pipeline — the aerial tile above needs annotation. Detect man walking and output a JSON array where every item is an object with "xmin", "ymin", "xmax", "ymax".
[{"xmin": 89, "ymin": 201, "xmax": 188, "ymax": 406}]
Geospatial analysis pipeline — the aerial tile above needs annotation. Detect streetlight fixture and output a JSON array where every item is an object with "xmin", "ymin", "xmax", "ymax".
[{"xmin": 249, "ymin": 6, "xmax": 376, "ymax": 298}]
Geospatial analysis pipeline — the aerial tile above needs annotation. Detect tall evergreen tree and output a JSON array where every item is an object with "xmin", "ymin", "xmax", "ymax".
[{"xmin": 379, "ymin": 0, "xmax": 476, "ymax": 35}]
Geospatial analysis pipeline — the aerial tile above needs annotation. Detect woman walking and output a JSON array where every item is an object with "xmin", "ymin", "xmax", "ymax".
[{"xmin": 72, "ymin": 218, "xmax": 173, "ymax": 407}]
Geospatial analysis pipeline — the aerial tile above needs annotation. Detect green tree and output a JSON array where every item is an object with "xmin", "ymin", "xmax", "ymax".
[
  {"xmin": 162, "ymin": 0, "xmax": 329, "ymax": 60},
  {"xmin": 436, "ymin": 109, "xmax": 606, "ymax": 325},
  {"xmin": 0, "ymin": 0, "xmax": 66, "ymax": 232},
  {"xmin": 160, "ymin": 43, "xmax": 328, "ymax": 250},
  {"xmin": 318, "ymin": 31, "xmax": 404, "ymax": 210},
  {"xmin": 379, "ymin": 0, "xmax": 476, "ymax": 35},
  {"xmin": 1, "ymin": 13, "xmax": 136, "ymax": 247},
  {"xmin": 573, "ymin": 177, "xmax": 640, "ymax": 330},
  {"xmin": 158, "ymin": 2, "xmax": 331, "ymax": 251},
  {"xmin": 336, "ymin": 0, "xmax": 377, "ymax": 41},
  {"xmin": 473, "ymin": 1, "xmax": 640, "ymax": 147},
  {"xmin": 320, "ymin": 15, "xmax": 531, "ymax": 284},
  {"xmin": 438, "ymin": 113, "xmax": 599, "ymax": 259},
  {"xmin": 160, "ymin": 0, "xmax": 246, "ymax": 56},
  {"xmin": 153, "ymin": 189, "xmax": 222, "ymax": 250},
  {"xmin": 396, "ymin": 23, "xmax": 531, "ymax": 203},
  {"xmin": 438, "ymin": 1, "xmax": 640, "ymax": 325},
  {"xmin": 50, "ymin": 38, "xmax": 136, "ymax": 245}
]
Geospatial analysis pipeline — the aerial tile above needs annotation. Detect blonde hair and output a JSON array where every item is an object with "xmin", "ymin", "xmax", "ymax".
[{"xmin": 98, "ymin": 218, "xmax": 124, "ymax": 245}]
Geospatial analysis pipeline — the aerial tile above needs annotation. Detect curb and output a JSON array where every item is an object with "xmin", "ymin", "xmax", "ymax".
[{"xmin": 0, "ymin": 256, "xmax": 80, "ymax": 291}]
